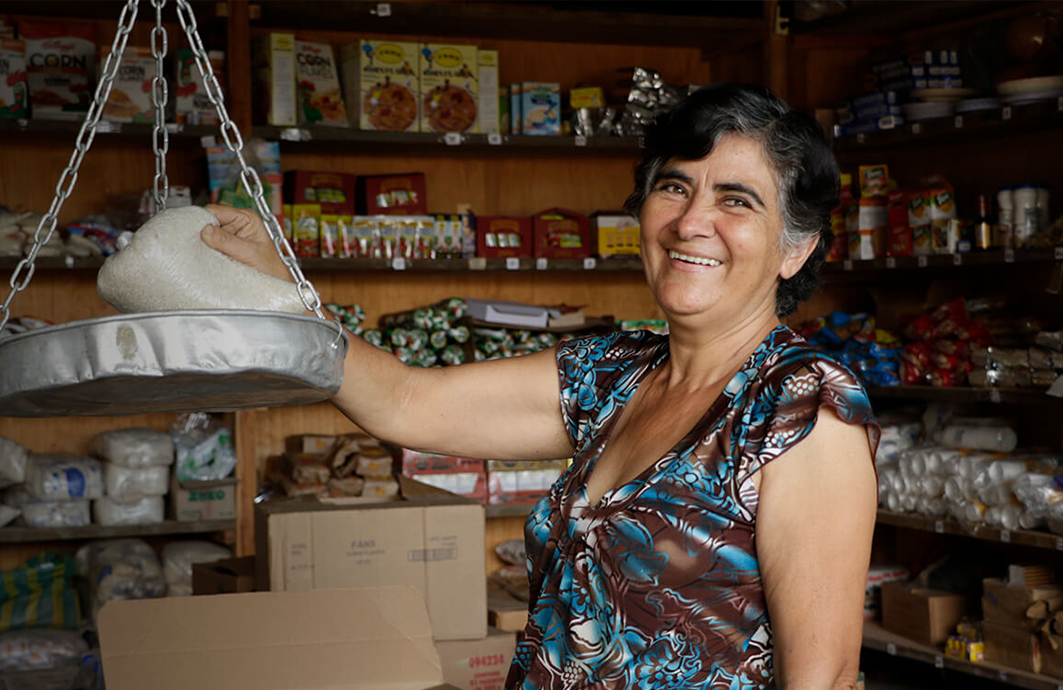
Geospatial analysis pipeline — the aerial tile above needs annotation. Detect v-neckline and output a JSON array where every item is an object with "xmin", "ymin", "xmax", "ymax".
[{"xmin": 577, "ymin": 326, "xmax": 785, "ymax": 510}]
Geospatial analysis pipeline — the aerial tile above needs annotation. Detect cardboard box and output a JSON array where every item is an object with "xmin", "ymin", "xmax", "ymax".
[
  {"xmin": 420, "ymin": 43, "xmax": 478, "ymax": 133},
  {"xmin": 170, "ymin": 474, "xmax": 237, "ymax": 522},
  {"xmin": 983, "ymin": 620, "xmax": 1042, "ymax": 673},
  {"xmin": 192, "ymin": 555, "xmax": 256, "ymax": 595},
  {"xmin": 593, "ymin": 212, "xmax": 640, "ymax": 257},
  {"xmin": 435, "ymin": 627, "xmax": 516, "ymax": 690},
  {"xmin": 254, "ymin": 33, "xmax": 296, "ymax": 127},
  {"xmin": 532, "ymin": 208, "xmax": 591, "ymax": 259},
  {"xmin": 342, "ymin": 39, "xmax": 420, "ymax": 132},
  {"xmin": 486, "ymin": 459, "xmax": 565, "ymax": 506},
  {"xmin": 357, "ymin": 172, "xmax": 428, "ymax": 216},
  {"xmin": 100, "ymin": 46, "xmax": 154, "ymax": 123},
  {"xmin": 401, "ymin": 450, "xmax": 484, "ymax": 475},
  {"xmin": 476, "ymin": 50, "xmax": 499, "ymax": 134},
  {"xmin": 98, "ymin": 586, "xmax": 460, "ymax": 690},
  {"xmin": 409, "ymin": 471, "xmax": 488, "ymax": 503},
  {"xmin": 982, "ymin": 577, "xmax": 1063, "ymax": 630},
  {"xmin": 0, "ymin": 39, "xmax": 28, "ymax": 118},
  {"xmin": 880, "ymin": 580, "xmax": 968, "ymax": 645},
  {"xmin": 175, "ymin": 48, "xmax": 224, "ymax": 126},
  {"xmin": 294, "ymin": 39, "xmax": 347, "ymax": 127},
  {"xmin": 487, "ymin": 586, "xmax": 527, "ymax": 633},
  {"xmin": 520, "ymin": 81, "xmax": 560, "ymax": 136},
  {"xmin": 476, "ymin": 216, "xmax": 533, "ymax": 259},
  {"xmin": 22, "ymin": 20, "xmax": 96, "ymax": 121},
  {"xmin": 255, "ymin": 476, "xmax": 486, "ymax": 640},
  {"xmin": 286, "ymin": 434, "xmax": 338, "ymax": 456}
]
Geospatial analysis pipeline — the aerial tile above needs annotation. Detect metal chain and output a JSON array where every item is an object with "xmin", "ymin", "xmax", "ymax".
[
  {"xmin": 151, "ymin": 0, "xmax": 169, "ymax": 212},
  {"xmin": 0, "ymin": 0, "xmax": 140, "ymax": 336},
  {"xmin": 174, "ymin": 0, "xmax": 328, "ymax": 322}
]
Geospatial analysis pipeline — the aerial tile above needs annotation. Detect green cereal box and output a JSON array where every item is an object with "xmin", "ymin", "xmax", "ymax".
[
  {"xmin": 419, "ymin": 43, "xmax": 478, "ymax": 133},
  {"xmin": 341, "ymin": 40, "xmax": 419, "ymax": 132}
]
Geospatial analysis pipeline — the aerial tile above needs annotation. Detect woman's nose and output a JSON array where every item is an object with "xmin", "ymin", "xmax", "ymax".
[{"xmin": 673, "ymin": 201, "xmax": 718, "ymax": 241}]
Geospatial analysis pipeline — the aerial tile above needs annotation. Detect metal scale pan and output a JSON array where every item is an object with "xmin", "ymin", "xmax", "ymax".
[
  {"xmin": 0, "ymin": 311, "xmax": 348, "ymax": 417},
  {"xmin": 0, "ymin": 0, "xmax": 347, "ymax": 418}
]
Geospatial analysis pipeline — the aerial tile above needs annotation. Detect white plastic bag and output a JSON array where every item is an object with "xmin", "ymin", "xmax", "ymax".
[
  {"xmin": 91, "ymin": 428, "xmax": 174, "ymax": 469},
  {"xmin": 76, "ymin": 539, "xmax": 167, "ymax": 621},
  {"xmin": 103, "ymin": 462, "xmax": 169, "ymax": 499},
  {"xmin": 0, "ymin": 630, "xmax": 88, "ymax": 672},
  {"xmin": 0, "ymin": 503, "xmax": 19, "ymax": 527},
  {"xmin": 172, "ymin": 414, "xmax": 237, "ymax": 481},
  {"xmin": 25, "ymin": 454, "xmax": 103, "ymax": 500},
  {"xmin": 97, "ymin": 206, "xmax": 304, "ymax": 313},
  {"xmin": 0, "ymin": 436, "xmax": 28, "ymax": 487},
  {"xmin": 93, "ymin": 496, "xmax": 165, "ymax": 526},
  {"xmin": 160, "ymin": 540, "xmax": 232, "ymax": 592}
]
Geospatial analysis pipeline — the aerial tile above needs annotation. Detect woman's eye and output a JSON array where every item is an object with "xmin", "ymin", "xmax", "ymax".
[
  {"xmin": 723, "ymin": 197, "xmax": 750, "ymax": 208},
  {"xmin": 655, "ymin": 182, "xmax": 685, "ymax": 195}
]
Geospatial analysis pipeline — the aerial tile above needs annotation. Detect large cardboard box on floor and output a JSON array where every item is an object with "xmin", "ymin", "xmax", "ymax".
[
  {"xmin": 881, "ymin": 580, "xmax": 967, "ymax": 645},
  {"xmin": 255, "ymin": 475, "xmax": 486, "ymax": 640},
  {"xmin": 435, "ymin": 627, "xmax": 517, "ymax": 690},
  {"xmin": 99, "ymin": 586, "xmax": 459, "ymax": 690}
]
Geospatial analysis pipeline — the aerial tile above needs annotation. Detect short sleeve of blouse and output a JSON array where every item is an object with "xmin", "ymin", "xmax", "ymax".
[{"xmin": 739, "ymin": 351, "xmax": 880, "ymax": 480}]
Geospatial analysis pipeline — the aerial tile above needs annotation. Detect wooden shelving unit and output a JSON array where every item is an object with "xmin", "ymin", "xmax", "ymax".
[
  {"xmin": 876, "ymin": 510, "xmax": 1063, "ymax": 551},
  {"xmin": 0, "ymin": 519, "xmax": 236, "ymax": 544}
]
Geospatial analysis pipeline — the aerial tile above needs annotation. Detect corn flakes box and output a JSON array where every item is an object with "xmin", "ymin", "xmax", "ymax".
[
  {"xmin": 101, "ymin": 46, "xmax": 155, "ymax": 123},
  {"xmin": 0, "ymin": 39, "xmax": 27, "ymax": 118},
  {"xmin": 21, "ymin": 20, "xmax": 96, "ymax": 121},
  {"xmin": 294, "ymin": 39, "xmax": 348, "ymax": 127},
  {"xmin": 341, "ymin": 40, "xmax": 419, "ymax": 132},
  {"xmin": 419, "ymin": 43, "xmax": 478, "ymax": 133}
]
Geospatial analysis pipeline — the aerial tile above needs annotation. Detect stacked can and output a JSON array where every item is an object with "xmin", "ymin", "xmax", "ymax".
[
  {"xmin": 359, "ymin": 298, "xmax": 471, "ymax": 367},
  {"xmin": 325, "ymin": 303, "xmax": 367, "ymax": 336},
  {"xmin": 473, "ymin": 327, "xmax": 559, "ymax": 361}
]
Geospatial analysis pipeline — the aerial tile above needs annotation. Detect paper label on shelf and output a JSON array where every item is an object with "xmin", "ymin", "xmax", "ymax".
[
  {"xmin": 918, "ymin": 256, "xmax": 928, "ymax": 267},
  {"xmin": 64, "ymin": 255, "xmax": 75, "ymax": 268},
  {"xmin": 843, "ymin": 260, "xmax": 852, "ymax": 271},
  {"xmin": 1055, "ymin": 246, "xmax": 1063, "ymax": 260},
  {"xmin": 583, "ymin": 257, "xmax": 597, "ymax": 270},
  {"xmin": 954, "ymin": 115, "xmax": 963, "ymax": 129},
  {"xmin": 16, "ymin": 118, "xmax": 28, "ymax": 128},
  {"xmin": 1056, "ymin": 537, "xmax": 1063, "ymax": 551},
  {"xmin": 885, "ymin": 257, "xmax": 896, "ymax": 269},
  {"xmin": 535, "ymin": 258, "xmax": 548, "ymax": 271},
  {"xmin": 856, "ymin": 133, "xmax": 865, "ymax": 144},
  {"xmin": 911, "ymin": 123, "xmax": 922, "ymax": 134},
  {"xmin": 505, "ymin": 257, "xmax": 519, "ymax": 270},
  {"xmin": 997, "ymin": 671, "xmax": 1008, "ymax": 682},
  {"xmin": 444, "ymin": 132, "xmax": 463, "ymax": 146},
  {"xmin": 200, "ymin": 135, "xmax": 217, "ymax": 148},
  {"xmin": 375, "ymin": 2, "xmax": 392, "ymax": 16},
  {"xmin": 886, "ymin": 643, "xmax": 896, "ymax": 656},
  {"xmin": 934, "ymin": 656, "xmax": 944, "ymax": 669},
  {"xmin": 391, "ymin": 257, "xmax": 406, "ymax": 271},
  {"xmin": 488, "ymin": 133, "xmax": 503, "ymax": 145},
  {"xmin": 468, "ymin": 257, "xmax": 486, "ymax": 271},
  {"xmin": 1058, "ymin": 96, "xmax": 1063, "ymax": 111},
  {"xmin": 1002, "ymin": 106, "xmax": 1011, "ymax": 120},
  {"xmin": 989, "ymin": 389, "xmax": 1002, "ymax": 403},
  {"xmin": 999, "ymin": 529, "xmax": 1010, "ymax": 543},
  {"xmin": 1005, "ymin": 249, "xmax": 1015, "ymax": 263},
  {"xmin": 574, "ymin": 135, "xmax": 587, "ymax": 147},
  {"xmin": 934, "ymin": 520, "xmax": 944, "ymax": 534},
  {"xmin": 166, "ymin": 123, "xmax": 183, "ymax": 134},
  {"xmin": 280, "ymin": 128, "xmax": 310, "ymax": 142},
  {"xmin": 952, "ymin": 254, "xmax": 962, "ymax": 266},
  {"xmin": 97, "ymin": 121, "xmax": 120, "ymax": 133}
]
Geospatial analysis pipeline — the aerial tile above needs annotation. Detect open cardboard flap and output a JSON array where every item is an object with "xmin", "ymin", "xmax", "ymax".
[{"xmin": 99, "ymin": 586, "xmax": 457, "ymax": 690}]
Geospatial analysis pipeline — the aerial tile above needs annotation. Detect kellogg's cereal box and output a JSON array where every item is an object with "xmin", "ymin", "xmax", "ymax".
[
  {"xmin": 21, "ymin": 20, "xmax": 96, "ymax": 121},
  {"xmin": 340, "ymin": 40, "xmax": 419, "ymax": 132},
  {"xmin": 101, "ymin": 46, "xmax": 155, "ymax": 123},
  {"xmin": 175, "ymin": 48, "xmax": 224, "ymax": 125},
  {"xmin": 294, "ymin": 39, "xmax": 347, "ymax": 127},
  {"xmin": 0, "ymin": 39, "xmax": 27, "ymax": 118},
  {"xmin": 419, "ymin": 43, "xmax": 478, "ymax": 133}
]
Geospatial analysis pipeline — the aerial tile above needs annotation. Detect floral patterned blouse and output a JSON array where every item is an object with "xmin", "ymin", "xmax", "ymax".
[{"xmin": 506, "ymin": 326, "xmax": 878, "ymax": 690}]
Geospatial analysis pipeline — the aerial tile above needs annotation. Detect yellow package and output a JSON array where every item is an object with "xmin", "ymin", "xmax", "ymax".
[
  {"xmin": 859, "ymin": 164, "xmax": 889, "ymax": 199},
  {"xmin": 419, "ymin": 43, "xmax": 478, "ymax": 133},
  {"xmin": 292, "ymin": 204, "xmax": 320, "ymax": 258}
]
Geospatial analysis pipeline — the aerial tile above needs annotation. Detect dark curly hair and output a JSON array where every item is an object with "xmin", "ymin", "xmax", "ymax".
[{"xmin": 624, "ymin": 83, "xmax": 839, "ymax": 317}]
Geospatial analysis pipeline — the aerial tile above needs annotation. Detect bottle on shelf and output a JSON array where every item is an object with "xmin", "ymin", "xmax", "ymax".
[
  {"xmin": 995, "ymin": 187, "xmax": 1013, "ymax": 250},
  {"xmin": 973, "ymin": 194, "xmax": 993, "ymax": 251}
]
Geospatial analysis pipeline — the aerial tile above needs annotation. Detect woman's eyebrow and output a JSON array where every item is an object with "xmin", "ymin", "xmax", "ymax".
[
  {"xmin": 653, "ymin": 168, "xmax": 695, "ymax": 186},
  {"xmin": 714, "ymin": 182, "xmax": 766, "ymax": 210}
]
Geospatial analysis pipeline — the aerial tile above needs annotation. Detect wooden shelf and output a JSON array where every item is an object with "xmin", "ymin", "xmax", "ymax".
[
  {"xmin": 822, "ymin": 248, "xmax": 1063, "ymax": 281},
  {"xmin": 867, "ymin": 386, "xmax": 1061, "ymax": 406},
  {"xmin": 0, "ymin": 117, "xmax": 219, "ymax": 141},
  {"xmin": 301, "ymin": 256, "xmax": 643, "ymax": 273},
  {"xmin": 0, "ymin": 519, "xmax": 235, "ymax": 544},
  {"xmin": 791, "ymin": 0, "xmax": 1033, "ymax": 37},
  {"xmin": 485, "ymin": 503, "xmax": 535, "ymax": 519},
  {"xmin": 863, "ymin": 620, "xmax": 1063, "ymax": 690},
  {"xmin": 876, "ymin": 510, "xmax": 1063, "ymax": 551}
]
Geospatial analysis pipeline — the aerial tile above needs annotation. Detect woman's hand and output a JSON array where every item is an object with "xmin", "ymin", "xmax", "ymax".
[{"xmin": 200, "ymin": 204, "xmax": 293, "ymax": 283}]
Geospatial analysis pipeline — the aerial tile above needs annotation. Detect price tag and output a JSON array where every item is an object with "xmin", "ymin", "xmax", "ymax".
[
  {"xmin": 934, "ymin": 520, "xmax": 945, "ymax": 534},
  {"xmin": 952, "ymin": 253, "xmax": 962, "ymax": 266},
  {"xmin": 375, "ymin": 2, "xmax": 392, "ymax": 16},
  {"xmin": 280, "ymin": 127, "xmax": 309, "ymax": 141},
  {"xmin": 997, "ymin": 671, "xmax": 1008, "ymax": 682},
  {"xmin": 467, "ymin": 257, "xmax": 486, "ymax": 271},
  {"xmin": 1002, "ymin": 106, "xmax": 1012, "ymax": 120},
  {"xmin": 97, "ymin": 121, "xmax": 120, "ymax": 133},
  {"xmin": 63, "ymin": 254, "xmax": 75, "ymax": 268},
  {"xmin": 1000, "ymin": 529, "xmax": 1011, "ymax": 543},
  {"xmin": 487, "ymin": 133, "xmax": 503, "ymax": 145},
  {"xmin": 535, "ymin": 257, "xmax": 549, "ymax": 271},
  {"xmin": 444, "ymin": 132, "xmax": 463, "ymax": 146},
  {"xmin": 391, "ymin": 257, "xmax": 406, "ymax": 271},
  {"xmin": 1005, "ymin": 249, "xmax": 1015, "ymax": 263},
  {"xmin": 16, "ymin": 118, "xmax": 28, "ymax": 128},
  {"xmin": 505, "ymin": 257, "xmax": 520, "ymax": 270},
  {"xmin": 165, "ymin": 122, "xmax": 183, "ymax": 133},
  {"xmin": 954, "ymin": 115, "xmax": 963, "ymax": 129},
  {"xmin": 917, "ymin": 255, "xmax": 928, "ymax": 268},
  {"xmin": 200, "ymin": 135, "xmax": 217, "ymax": 148},
  {"xmin": 856, "ymin": 133, "xmax": 866, "ymax": 144},
  {"xmin": 990, "ymin": 389, "xmax": 1002, "ymax": 404},
  {"xmin": 1054, "ymin": 246, "xmax": 1063, "ymax": 260},
  {"xmin": 911, "ymin": 123, "xmax": 922, "ymax": 134},
  {"xmin": 885, "ymin": 257, "xmax": 896, "ymax": 269},
  {"xmin": 1058, "ymin": 96, "xmax": 1063, "ymax": 112},
  {"xmin": 583, "ymin": 257, "xmax": 597, "ymax": 270},
  {"xmin": 934, "ymin": 655, "xmax": 944, "ymax": 669},
  {"xmin": 574, "ymin": 135, "xmax": 588, "ymax": 147},
  {"xmin": 886, "ymin": 643, "xmax": 897, "ymax": 656},
  {"xmin": 843, "ymin": 260, "xmax": 853, "ymax": 271},
  {"xmin": 1056, "ymin": 537, "xmax": 1063, "ymax": 551}
]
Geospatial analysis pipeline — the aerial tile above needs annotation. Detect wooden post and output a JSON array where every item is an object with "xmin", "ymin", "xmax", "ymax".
[
  {"xmin": 234, "ymin": 409, "xmax": 257, "ymax": 556},
  {"xmin": 226, "ymin": 0, "xmax": 253, "ymax": 133},
  {"xmin": 764, "ymin": 0, "xmax": 789, "ymax": 99}
]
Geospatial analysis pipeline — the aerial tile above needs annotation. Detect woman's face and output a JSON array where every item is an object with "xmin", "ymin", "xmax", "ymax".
[{"xmin": 639, "ymin": 133, "xmax": 813, "ymax": 328}]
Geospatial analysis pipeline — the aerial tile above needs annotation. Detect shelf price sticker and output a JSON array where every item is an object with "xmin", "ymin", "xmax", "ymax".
[
  {"xmin": 97, "ymin": 121, "xmax": 121, "ymax": 134},
  {"xmin": 1056, "ymin": 537, "xmax": 1063, "ymax": 551},
  {"xmin": 1002, "ymin": 106, "xmax": 1012, "ymax": 120},
  {"xmin": 444, "ymin": 132, "xmax": 463, "ymax": 146},
  {"xmin": 997, "ymin": 671, "xmax": 1008, "ymax": 682},
  {"xmin": 917, "ymin": 256, "xmax": 928, "ymax": 268},
  {"xmin": 505, "ymin": 257, "xmax": 520, "ymax": 270},
  {"xmin": 843, "ymin": 260, "xmax": 853, "ymax": 271},
  {"xmin": 200, "ymin": 135, "xmax": 217, "ymax": 148},
  {"xmin": 856, "ymin": 133, "xmax": 866, "ymax": 144},
  {"xmin": 468, "ymin": 257, "xmax": 487, "ymax": 271},
  {"xmin": 63, "ymin": 255, "xmax": 75, "ymax": 269},
  {"xmin": 166, "ymin": 123, "xmax": 183, "ymax": 134},
  {"xmin": 934, "ymin": 520, "xmax": 944, "ymax": 534},
  {"xmin": 934, "ymin": 656, "xmax": 944, "ymax": 669},
  {"xmin": 886, "ymin": 643, "xmax": 897, "ymax": 656},
  {"xmin": 574, "ymin": 135, "xmax": 588, "ymax": 147},
  {"xmin": 954, "ymin": 115, "xmax": 963, "ymax": 129},
  {"xmin": 391, "ymin": 257, "xmax": 406, "ymax": 271},
  {"xmin": 885, "ymin": 257, "xmax": 896, "ymax": 269},
  {"xmin": 989, "ymin": 389, "xmax": 1002, "ymax": 404},
  {"xmin": 536, "ymin": 257, "xmax": 549, "ymax": 271},
  {"xmin": 911, "ymin": 123, "xmax": 922, "ymax": 134},
  {"xmin": 1005, "ymin": 249, "xmax": 1015, "ymax": 263},
  {"xmin": 1055, "ymin": 246, "xmax": 1063, "ymax": 260},
  {"xmin": 1059, "ymin": 96, "xmax": 1063, "ymax": 111},
  {"xmin": 280, "ymin": 128, "xmax": 310, "ymax": 142},
  {"xmin": 375, "ymin": 2, "xmax": 392, "ymax": 16},
  {"xmin": 488, "ymin": 133, "xmax": 503, "ymax": 145},
  {"xmin": 583, "ymin": 257, "xmax": 598, "ymax": 270},
  {"xmin": 952, "ymin": 253, "xmax": 962, "ymax": 266},
  {"xmin": 1000, "ymin": 529, "xmax": 1011, "ymax": 543}
]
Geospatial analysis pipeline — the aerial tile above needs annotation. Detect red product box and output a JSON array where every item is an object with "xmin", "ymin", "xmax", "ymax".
[
  {"xmin": 486, "ymin": 474, "xmax": 545, "ymax": 505},
  {"xmin": 400, "ymin": 449, "xmax": 484, "ymax": 475},
  {"xmin": 887, "ymin": 189, "xmax": 913, "ymax": 257},
  {"xmin": 356, "ymin": 172, "xmax": 427, "ymax": 215},
  {"xmin": 282, "ymin": 170, "xmax": 356, "ymax": 214},
  {"xmin": 407, "ymin": 471, "xmax": 488, "ymax": 502},
  {"xmin": 531, "ymin": 207, "xmax": 591, "ymax": 259},
  {"xmin": 476, "ymin": 216, "xmax": 533, "ymax": 259}
]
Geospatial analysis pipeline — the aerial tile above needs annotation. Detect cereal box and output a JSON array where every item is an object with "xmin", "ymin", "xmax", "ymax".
[
  {"xmin": 341, "ymin": 40, "xmax": 419, "ymax": 132},
  {"xmin": 101, "ymin": 46, "xmax": 154, "ymax": 124},
  {"xmin": 21, "ymin": 20, "xmax": 96, "ymax": 121},
  {"xmin": 253, "ymin": 33, "xmax": 296, "ymax": 127},
  {"xmin": 294, "ymin": 39, "xmax": 347, "ymax": 127},
  {"xmin": 476, "ymin": 50, "xmax": 499, "ymax": 134},
  {"xmin": 521, "ymin": 82, "xmax": 560, "ymax": 136},
  {"xmin": 175, "ymin": 48, "xmax": 224, "ymax": 125},
  {"xmin": 0, "ymin": 39, "xmax": 27, "ymax": 118},
  {"xmin": 419, "ymin": 43, "xmax": 478, "ymax": 133}
]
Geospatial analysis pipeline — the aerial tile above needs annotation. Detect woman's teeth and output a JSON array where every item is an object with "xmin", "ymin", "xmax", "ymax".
[{"xmin": 668, "ymin": 250, "xmax": 720, "ymax": 266}]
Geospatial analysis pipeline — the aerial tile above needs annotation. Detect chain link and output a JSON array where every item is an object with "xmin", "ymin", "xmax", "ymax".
[
  {"xmin": 151, "ymin": 0, "xmax": 169, "ymax": 211},
  {"xmin": 175, "ymin": 0, "xmax": 329, "ymax": 323},
  {"xmin": 0, "ymin": 0, "xmax": 140, "ymax": 336}
]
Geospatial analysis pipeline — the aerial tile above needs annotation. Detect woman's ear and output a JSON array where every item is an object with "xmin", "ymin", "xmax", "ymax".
[{"xmin": 779, "ymin": 235, "xmax": 819, "ymax": 280}]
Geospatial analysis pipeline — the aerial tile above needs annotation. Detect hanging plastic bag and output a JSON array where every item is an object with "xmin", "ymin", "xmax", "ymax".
[
  {"xmin": 0, "ymin": 553, "xmax": 81, "ymax": 631},
  {"xmin": 172, "ymin": 413, "xmax": 237, "ymax": 481},
  {"xmin": 91, "ymin": 428, "xmax": 174, "ymax": 469},
  {"xmin": 0, "ymin": 436, "xmax": 28, "ymax": 488},
  {"xmin": 25, "ymin": 454, "xmax": 104, "ymax": 501}
]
